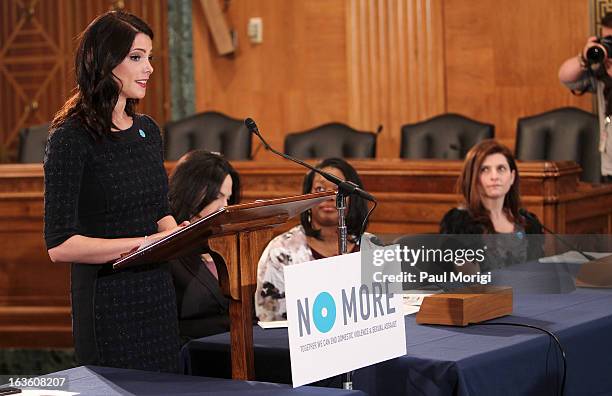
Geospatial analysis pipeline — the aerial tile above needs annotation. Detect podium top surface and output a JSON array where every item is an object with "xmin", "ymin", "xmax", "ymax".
[{"xmin": 112, "ymin": 191, "xmax": 335, "ymax": 270}]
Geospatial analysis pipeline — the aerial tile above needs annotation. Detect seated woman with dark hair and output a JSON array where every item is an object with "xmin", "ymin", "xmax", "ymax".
[
  {"xmin": 440, "ymin": 139, "xmax": 543, "ymax": 273},
  {"xmin": 168, "ymin": 150, "xmax": 241, "ymax": 340},
  {"xmin": 255, "ymin": 158, "xmax": 371, "ymax": 321}
]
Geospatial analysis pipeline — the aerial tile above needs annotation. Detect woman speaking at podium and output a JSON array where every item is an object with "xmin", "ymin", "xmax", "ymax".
[
  {"xmin": 440, "ymin": 140, "xmax": 543, "ymax": 273},
  {"xmin": 44, "ymin": 11, "xmax": 185, "ymax": 372}
]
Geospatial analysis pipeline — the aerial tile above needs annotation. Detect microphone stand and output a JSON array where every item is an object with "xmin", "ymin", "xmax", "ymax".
[
  {"xmin": 336, "ymin": 194, "xmax": 350, "ymax": 389},
  {"xmin": 337, "ymin": 193, "xmax": 348, "ymax": 255},
  {"xmin": 244, "ymin": 118, "xmax": 374, "ymax": 390}
]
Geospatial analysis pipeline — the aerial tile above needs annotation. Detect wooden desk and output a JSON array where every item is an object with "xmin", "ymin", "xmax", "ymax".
[{"xmin": 1, "ymin": 159, "xmax": 611, "ymax": 348}]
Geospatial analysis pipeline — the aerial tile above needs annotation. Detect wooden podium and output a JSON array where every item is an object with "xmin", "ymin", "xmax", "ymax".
[{"xmin": 113, "ymin": 191, "xmax": 336, "ymax": 380}]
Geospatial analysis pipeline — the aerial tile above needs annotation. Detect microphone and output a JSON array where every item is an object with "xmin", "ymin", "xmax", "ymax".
[
  {"xmin": 244, "ymin": 118, "xmax": 376, "ymax": 202},
  {"xmin": 519, "ymin": 208, "xmax": 596, "ymax": 261}
]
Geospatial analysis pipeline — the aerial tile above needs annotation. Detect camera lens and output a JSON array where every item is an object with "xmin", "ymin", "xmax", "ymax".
[{"xmin": 586, "ymin": 46, "xmax": 606, "ymax": 64}]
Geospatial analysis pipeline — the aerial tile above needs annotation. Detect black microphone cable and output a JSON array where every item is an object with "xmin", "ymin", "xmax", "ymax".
[
  {"xmin": 245, "ymin": 117, "xmax": 377, "ymax": 203},
  {"xmin": 358, "ymin": 199, "xmax": 377, "ymax": 244},
  {"xmin": 471, "ymin": 321, "xmax": 566, "ymax": 396},
  {"xmin": 519, "ymin": 208, "xmax": 596, "ymax": 261},
  {"xmin": 251, "ymin": 141, "xmax": 264, "ymax": 158}
]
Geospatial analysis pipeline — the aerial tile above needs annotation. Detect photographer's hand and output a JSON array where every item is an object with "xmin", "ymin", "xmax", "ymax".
[
  {"xmin": 559, "ymin": 36, "xmax": 597, "ymax": 84},
  {"xmin": 559, "ymin": 54, "xmax": 588, "ymax": 83}
]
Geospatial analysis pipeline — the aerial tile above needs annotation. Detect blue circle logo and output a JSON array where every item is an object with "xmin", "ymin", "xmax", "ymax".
[{"xmin": 313, "ymin": 292, "xmax": 336, "ymax": 333}]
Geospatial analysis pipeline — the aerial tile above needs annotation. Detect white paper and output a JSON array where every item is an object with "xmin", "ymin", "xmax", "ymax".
[
  {"xmin": 258, "ymin": 320, "xmax": 288, "ymax": 329},
  {"xmin": 17, "ymin": 390, "xmax": 79, "ymax": 396},
  {"xmin": 538, "ymin": 251, "xmax": 612, "ymax": 264},
  {"xmin": 402, "ymin": 293, "xmax": 439, "ymax": 307},
  {"xmin": 401, "ymin": 293, "xmax": 441, "ymax": 316},
  {"xmin": 402, "ymin": 304, "xmax": 421, "ymax": 316}
]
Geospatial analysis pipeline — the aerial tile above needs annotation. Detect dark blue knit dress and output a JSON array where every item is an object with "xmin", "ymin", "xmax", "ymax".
[{"xmin": 44, "ymin": 114, "xmax": 179, "ymax": 372}]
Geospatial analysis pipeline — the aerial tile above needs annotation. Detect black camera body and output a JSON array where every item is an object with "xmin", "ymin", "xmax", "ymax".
[{"xmin": 586, "ymin": 35, "xmax": 612, "ymax": 64}]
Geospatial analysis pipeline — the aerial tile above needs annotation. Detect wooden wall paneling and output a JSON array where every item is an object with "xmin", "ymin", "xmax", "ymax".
[
  {"xmin": 193, "ymin": 0, "xmax": 350, "ymax": 160},
  {"xmin": 566, "ymin": 216, "xmax": 609, "ymax": 234},
  {"xmin": 191, "ymin": 0, "xmax": 595, "ymax": 157},
  {"xmin": 346, "ymin": 0, "xmax": 446, "ymax": 158},
  {"xmin": 443, "ymin": 0, "xmax": 593, "ymax": 151},
  {"xmin": 0, "ymin": 163, "xmax": 70, "ymax": 346},
  {"xmin": 0, "ymin": 0, "xmax": 62, "ymax": 160},
  {"xmin": 0, "ymin": 207, "xmax": 72, "ymax": 347},
  {"xmin": 564, "ymin": 187, "xmax": 612, "ymax": 233},
  {"xmin": 0, "ymin": 306, "xmax": 72, "ymax": 348},
  {"xmin": 0, "ymin": 0, "xmax": 169, "ymax": 162}
]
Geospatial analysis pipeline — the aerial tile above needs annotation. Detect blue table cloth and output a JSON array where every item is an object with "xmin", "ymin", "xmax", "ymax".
[
  {"xmin": 181, "ymin": 289, "xmax": 612, "ymax": 396},
  {"xmin": 19, "ymin": 366, "xmax": 366, "ymax": 395}
]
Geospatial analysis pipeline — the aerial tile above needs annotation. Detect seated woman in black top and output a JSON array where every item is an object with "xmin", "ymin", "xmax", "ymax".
[
  {"xmin": 168, "ymin": 150, "xmax": 240, "ymax": 340},
  {"xmin": 440, "ymin": 139, "xmax": 543, "ymax": 273}
]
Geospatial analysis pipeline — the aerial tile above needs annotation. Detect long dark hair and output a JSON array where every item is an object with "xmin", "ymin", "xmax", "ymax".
[
  {"xmin": 300, "ymin": 158, "xmax": 369, "ymax": 240},
  {"xmin": 51, "ymin": 11, "xmax": 153, "ymax": 140},
  {"xmin": 458, "ymin": 139, "xmax": 522, "ymax": 232},
  {"xmin": 168, "ymin": 150, "xmax": 241, "ymax": 223}
]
